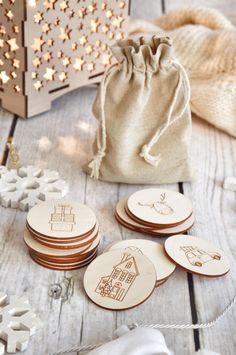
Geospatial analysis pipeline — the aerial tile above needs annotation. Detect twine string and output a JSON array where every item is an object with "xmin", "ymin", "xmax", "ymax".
[{"xmin": 52, "ymin": 294, "xmax": 236, "ymax": 354}]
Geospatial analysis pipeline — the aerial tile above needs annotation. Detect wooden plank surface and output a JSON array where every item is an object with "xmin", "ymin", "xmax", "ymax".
[{"xmin": 0, "ymin": 0, "xmax": 235, "ymax": 354}]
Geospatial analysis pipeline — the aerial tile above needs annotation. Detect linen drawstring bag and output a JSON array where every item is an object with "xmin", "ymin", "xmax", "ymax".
[{"xmin": 86, "ymin": 35, "xmax": 192, "ymax": 184}]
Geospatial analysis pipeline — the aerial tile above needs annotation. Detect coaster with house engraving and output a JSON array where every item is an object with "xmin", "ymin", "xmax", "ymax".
[
  {"xmin": 83, "ymin": 249, "xmax": 156, "ymax": 310},
  {"xmin": 106, "ymin": 239, "xmax": 176, "ymax": 282},
  {"xmin": 164, "ymin": 235, "xmax": 230, "ymax": 277},
  {"xmin": 127, "ymin": 189, "xmax": 193, "ymax": 228}
]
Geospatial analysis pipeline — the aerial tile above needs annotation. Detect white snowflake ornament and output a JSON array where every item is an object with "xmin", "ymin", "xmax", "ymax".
[
  {"xmin": 0, "ymin": 292, "xmax": 42, "ymax": 353},
  {"xmin": 0, "ymin": 165, "xmax": 69, "ymax": 211}
]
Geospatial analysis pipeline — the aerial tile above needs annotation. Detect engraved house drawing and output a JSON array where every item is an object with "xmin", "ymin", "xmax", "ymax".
[
  {"xmin": 49, "ymin": 204, "xmax": 76, "ymax": 232},
  {"xmin": 95, "ymin": 254, "xmax": 139, "ymax": 302},
  {"xmin": 180, "ymin": 246, "xmax": 221, "ymax": 267}
]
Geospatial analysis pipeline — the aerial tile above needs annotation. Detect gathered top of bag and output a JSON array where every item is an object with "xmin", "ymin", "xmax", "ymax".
[{"xmin": 111, "ymin": 35, "xmax": 174, "ymax": 73}]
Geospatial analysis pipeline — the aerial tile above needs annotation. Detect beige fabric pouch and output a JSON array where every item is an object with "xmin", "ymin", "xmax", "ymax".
[{"xmin": 86, "ymin": 36, "xmax": 192, "ymax": 184}]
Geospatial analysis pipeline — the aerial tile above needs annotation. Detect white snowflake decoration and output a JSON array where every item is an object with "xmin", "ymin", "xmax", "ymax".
[
  {"xmin": 0, "ymin": 165, "xmax": 69, "ymax": 211},
  {"xmin": 0, "ymin": 292, "xmax": 42, "ymax": 354}
]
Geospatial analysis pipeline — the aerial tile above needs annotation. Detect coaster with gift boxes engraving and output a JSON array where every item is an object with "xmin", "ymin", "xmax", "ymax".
[
  {"xmin": 164, "ymin": 235, "xmax": 230, "ymax": 277},
  {"xmin": 24, "ymin": 200, "xmax": 100, "ymax": 270},
  {"xmin": 105, "ymin": 239, "xmax": 176, "ymax": 286},
  {"xmin": 115, "ymin": 192, "xmax": 194, "ymax": 237},
  {"xmin": 84, "ymin": 249, "xmax": 157, "ymax": 310}
]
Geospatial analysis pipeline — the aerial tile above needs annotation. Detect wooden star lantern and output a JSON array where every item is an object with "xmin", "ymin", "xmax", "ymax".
[{"xmin": 0, "ymin": 0, "xmax": 130, "ymax": 117}]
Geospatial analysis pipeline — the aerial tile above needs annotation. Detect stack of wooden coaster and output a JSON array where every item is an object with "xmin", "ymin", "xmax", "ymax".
[
  {"xmin": 24, "ymin": 200, "xmax": 99, "ymax": 270},
  {"xmin": 115, "ymin": 188, "xmax": 195, "ymax": 236}
]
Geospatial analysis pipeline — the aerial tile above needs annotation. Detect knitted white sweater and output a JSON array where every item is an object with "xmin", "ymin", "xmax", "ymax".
[{"xmin": 130, "ymin": 6, "xmax": 236, "ymax": 137}]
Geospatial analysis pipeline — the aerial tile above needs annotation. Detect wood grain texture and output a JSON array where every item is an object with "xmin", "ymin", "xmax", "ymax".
[{"xmin": 183, "ymin": 116, "xmax": 236, "ymax": 355}]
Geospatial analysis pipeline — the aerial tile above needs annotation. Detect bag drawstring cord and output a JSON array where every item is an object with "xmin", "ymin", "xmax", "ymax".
[
  {"xmin": 88, "ymin": 64, "xmax": 118, "ymax": 179},
  {"xmin": 140, "ymin": 60, "xmax": 191, "ymax": 166}
]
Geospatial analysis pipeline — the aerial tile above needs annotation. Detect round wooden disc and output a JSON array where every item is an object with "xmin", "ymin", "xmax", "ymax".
[
  {"xmin": 116, "ymin": 197, "xmax": 194, "ymax": 236},
  {"xmin": 107, "ymin": 239, "xmax": 176, "ymax": 282},
  {"xmin": 84, "ymin": 249, "xmax": 156, "ymax": 310},
  {"xmin": 26, "ymin": 222, "xmax": 97, "ymax": 243},
  {"xmin": 127, "ymin": 189, "xmax": 192, "ymax": 227},
  {"xmin": 24, "ymin": 228, "xmax": 99, "ymax": 257},
  {"xmin": 27, "ymin": 200, "xmax": 97, "ymax": 239},
  {"xmin": 30, "ymin": 249, "xmax": 97, "ymax": 267},
  {"xmin": 30, "ymin": 252, "xmax": 97, "ymax": 271},
  {"xmin": 30, "ymin": 224, "xmax": 99, "ymax": 250},
  {"xmin": 29, "ymin": 239, "xmax": 100, "ymax": 263},
  {"xmin": 164, "ymin": 235, "xmax": 230, "ymax": 277}
]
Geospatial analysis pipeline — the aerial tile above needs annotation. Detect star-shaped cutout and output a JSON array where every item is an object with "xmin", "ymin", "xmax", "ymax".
[
  {"xmin": 32, "ymin": 57, "xmax": 42, "ymax": 68},
  {"xmin": 91, "ymin": 18, "xmax": 100, "ymax": 33},
  {"xmin": 5, "ymin": 10, "xmax": 14, "ymax": 21},
  {"xmin": 34, "ymin": 80, "xmax": 43, "ymax": 91},
  {"xmin": 71, "ymin": 42, "xmax": 78, "ymax": 51},
  {"xmin": 43, "ymin": 51, "xmax": 53, "ymax": 62},
  {"xmin": 43, "ymin": 0, "xmax": 56, "ymax": 10},
  {"xmin": 73, "ymin": 57, "xmax": 85, "ymax": 71},
  {"xmin": 31, "ymin": 37, "xmax": 45, "ymax": 52},
  {"xmin": 88, "ymin": 2, "xmax": 97, "ymax": 13},
  {"xmin": 0, "ymin": 59, "xmax": 4, "ymax": 66},
  {"xmin": 0, "ymin": 39, "xmax": 4, "ymax": 48},
  {"xmin": 85, "ymin": 45, "xmax": 93, "ymax": 56},
  {"xmin": 0, "ymin": 26, "xmax": 6, "ymax": 35},
  {"xmin": 80, "ymin": 35, "xmax": 88, "ymax": 46},
  {"xmin": 7, "ymin": 38, "xmax": 19, "ymax": 52},
  {"xmin": 42, "ymin": 22, "xmax": 51, "ymax": 34},
  {"xmin": 106, "ymin": 9, "xmax": 113, "ymax": 19},
  {"xmin": 120, "ymin": 1, "xmax": 125, "ymax": 9},
  {"xmin": 60, "ymin": 0, "xmax": 69, "ymax": 11},
  {"xmin": 62, "ymin": 56, "xmax": 71, "ymax": 67},
  {"xmin": 113, "ymin": 15, "xmax": 124, "ymax": 29},
  {"xmin": 79, "ymin": 7, "xmax": 87, "ymax": 19},
  {"xmin": 87, "ymin": 62, "xmax": 95, "ymax": 72},
  {"xmin": 59, "ymin": 26, "xmax": 71, "ymax": 42},
  {"xmin": 10, "ymin": 71, "xmax": 17, "ymax": 79},
  {"xmin": 34, "ymin": 12, "xmax": 44, "ymax": 24},
  {"xmin": 12, "ymin": 58, "xmax": 20, "ymax": 68},
  {"xmin": 102, "ymin": 53, "xmax": 112, "ymax": 66},
  {"xmin": 44, "ymin": 67, "xmax": 56, "ymax": 81},
  {"xmin": 57, "ymin": 51, "xmax": 63, "ymax": 59},
  {"xmin": 32, "ymin": 72, "xmax": 38, "ymax": 79},
  {"xmin": 47, "ymin": 39, "xmax": 54, "ymax": 47},
  {"xmin": 54, "ymin": 17, "xmax": 60, "ymax": 26},
  {"xmin": 102, "ymin": 24, "xmax": 110, "ymax": 34},
  {"xmin": 59, "ymin": 72, "xmax": 68, "ymax": 82},
  {"xmin": 101, "ymin": 2, "xmax": 107, "ymax": 10},
  {"xmin": 13, "ymin": 25, "xmax": 19, "ymax": 33},
  {"xmin": 0, "ymin": 70, "xmax": 10, "ymax": 84},
  {"xmin": 14, "ymin": 85, "xmax": 20, "ymax": 92},
  {"xmin": 116, "ymin": 32, "xmax": 124, "ymax": 40}
]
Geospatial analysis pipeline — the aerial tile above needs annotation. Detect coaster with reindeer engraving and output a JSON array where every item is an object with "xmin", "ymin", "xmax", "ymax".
[
  {"xmin": 127, "ymin": 189, "xmax": 193, "ymax": 228},
  {"xmin": 107, "ymin": 239, "xmax": 176, "ymax": 282},
  {"xmin": 116, "ymin": 196, "xmax": 195, "ymax": 236},
  {"xmin": 84, "ymin": 250, "xmax": 156, "ymax": 310},
  {"xmin": 27, "ymin": 200, "xmax": 97, "ymax": 239},
  {"xmin": 164, "ymin": 235, "xmax": 230, "ymax": 277}
]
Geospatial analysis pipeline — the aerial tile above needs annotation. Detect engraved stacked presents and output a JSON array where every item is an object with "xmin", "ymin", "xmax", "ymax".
[{"xmin": 24, "ymin": 188, "xmax": 230, "ymax": 311}]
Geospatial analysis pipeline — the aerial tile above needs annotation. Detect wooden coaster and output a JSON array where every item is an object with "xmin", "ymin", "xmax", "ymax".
[
  {"xmin": 84, "ymin": 250, "xmax": 156, "ymax": 310},
  {"xmin": 27, "ymin": 200, "xmax": 97, "ymax": 239},
  {"xmin": 164, "ymin": 235, "xmax": 230, "ymax": 277},
  {"xmin": 24, "ymin": 228, "xmax": 99, "ymax": 257},
  {"xmin": 28, "ymin": 224, "xmax": 99, "ymax": 250},
  {"xmin": 30, "ymin": 249, "xmax": 97, "ymax": 267},
  {"xmin": 30, "ymin": 252, "xmax": 97, "ymax": 271},
  {"xmin": 127, "ymin": 189, "xmax": 192, "ymax": 228},
  {"xmin": 107, "ymin": 239, "xmax": 176, "ymax": 282},
  {"xmin": 116, "ymin": 196, "xmax": 194, "ymax": 236},
  {"xmin": 26, "ymin": 221, "xmax": 97, "ymax": 243}
]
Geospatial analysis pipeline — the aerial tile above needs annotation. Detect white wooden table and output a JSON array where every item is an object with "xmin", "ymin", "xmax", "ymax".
[{"xmin": 0, "ymin": 1, "xmax": 235, "ymax": 354}]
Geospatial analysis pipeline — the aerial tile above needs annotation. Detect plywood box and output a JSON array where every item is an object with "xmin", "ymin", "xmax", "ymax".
[{"xmin": 0, "ymin": 0, "xmax": 130, "ymax": 117}]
